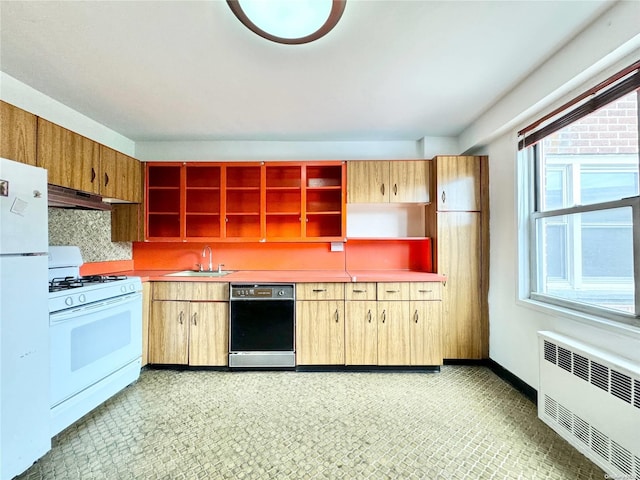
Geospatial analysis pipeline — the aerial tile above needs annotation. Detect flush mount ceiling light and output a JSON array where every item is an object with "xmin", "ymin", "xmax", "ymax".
[{"xmin": 227, "ymin": 0, "xmax": 346, "ymax": 45}]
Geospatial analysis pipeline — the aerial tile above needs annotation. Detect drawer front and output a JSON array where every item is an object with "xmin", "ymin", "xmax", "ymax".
[
  {"xmin": 153, "ymin": 281, "xmax": 229, "ymax": 301},
  {"xmin": 296, "ymin": 283, "xmax": 345, "ymax": 300},
  {"xmin": 376, "ymin": 282, "xmax": 410, "ymax": 301},
  {"xmin": 345, "ymin": 283, "xmax": 377, "ymax": 301},
  {"xmin": 410, "ymin": 282, "xmax": 442, "ymax": 301}
]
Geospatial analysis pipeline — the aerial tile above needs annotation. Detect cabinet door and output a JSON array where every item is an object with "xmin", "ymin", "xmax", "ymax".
[
  {"xmin": 437, "ymin": 211, "xmax": 482, "ymax": 359},
  {"xmin": 99, "ymin": 145, "xmax": 119, "ymax": 199},
  {"xmin": 111, "ymin": 204, "xmax": 144, "ymax": 242},
  {"xmin": 377, "ymin": 301, "xmax": 410, "ymax": 365},
  {"xmin": 100, "ymin": 146, "xmax": 143, "ymax": 202},
  {"xmin": 345, "ymin": 301, "xmax": 377, "ymax": 365},
  {"xmin": 296, "ymin": 301, "xmax": 344, "ymax": 365},
  {"xmin": 347, "ymin": 161, "xmax": 389, "ymax": 203},
  {"xmin": 409, "ymin": 301, "xmax": 442, "ymax": 365},
  {"xmin": 189, "ymin": 302, "xmax": 229, "ymax": 366},
  {"xmin": 37, "ymin": 118, "xmax": 100, "ymax": 194},
  {"xmin": 389, "ymin": 161, "xmax": 429, "ymax": 203},
  {"xmin": 141, "ymin": 282, "xmax": 151, "ymax": 367},
  {"xmin": 435, "ymin": 156, "xmax": 481, "ymax": 211},
  {"xmin": 118, "ymin": 151, "xmax": 143, "ymax": 202},
  {"xmin": 149, "ymin": 301, "xmax": 189, "ymax": 364},
  {"xmin": 0, "ymin": 101, "xmax": 37, "ymax": 165}
]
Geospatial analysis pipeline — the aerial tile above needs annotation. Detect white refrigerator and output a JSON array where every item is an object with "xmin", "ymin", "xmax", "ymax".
[{"xmin": 0, "ymin": 158, "xmax": 51, "ymax": 480}]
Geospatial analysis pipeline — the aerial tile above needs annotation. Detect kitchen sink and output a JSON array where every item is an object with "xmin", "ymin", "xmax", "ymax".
[{"xmin": 165, "ymin": 270, "xmax": 234, "ymax": 277}]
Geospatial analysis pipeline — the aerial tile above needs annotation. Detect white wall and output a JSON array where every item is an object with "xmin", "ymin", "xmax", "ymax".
[
  {"xmin": 1, "ymin": 72, "xmax": 135, "ymax": 156},
  {"xmin": 135, "ymin": 139, "xmax": 424, "ymax": 161},
  {"xmin": 484, "ymin": 132, "xmax": 640, "ymax": 390},
  {"xmin": 462, "ymin": 0, "xmax": 640, "ymax": 389}
]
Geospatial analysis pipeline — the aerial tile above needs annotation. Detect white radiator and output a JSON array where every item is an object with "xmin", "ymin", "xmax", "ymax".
[{"xmin": 538, "ymin": 331, "xmax": 640, "ymax": 479}]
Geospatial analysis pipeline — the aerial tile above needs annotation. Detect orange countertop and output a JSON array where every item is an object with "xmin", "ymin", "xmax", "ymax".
[{"xmin": 113, "ymin": 269, "xmax": 445, "ymax": 283}]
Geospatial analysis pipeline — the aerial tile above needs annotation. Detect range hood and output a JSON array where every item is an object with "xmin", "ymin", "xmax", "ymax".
[{"xmin": 48, "ymin": 184, "xmax": 111, "ymax": 211}]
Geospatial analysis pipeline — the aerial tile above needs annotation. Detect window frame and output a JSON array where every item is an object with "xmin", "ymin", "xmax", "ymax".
[{"xmin": 518, "ymin": 65, "xmax": 640, "ymax": 329}]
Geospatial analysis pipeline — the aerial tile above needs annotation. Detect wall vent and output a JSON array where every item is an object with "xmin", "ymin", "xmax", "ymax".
[{"xmin": 538, "ymin": 332, "xmax": 640, "ymax": 479}]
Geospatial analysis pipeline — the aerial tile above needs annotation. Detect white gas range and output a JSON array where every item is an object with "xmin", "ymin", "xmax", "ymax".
[{"xmin": 48, "ymin": 246, "xmax": 142, "ymax": 436}]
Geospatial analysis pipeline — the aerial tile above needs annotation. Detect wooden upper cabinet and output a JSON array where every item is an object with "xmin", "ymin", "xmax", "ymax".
[
  {"xmin": 433, "ymin": 155, "xmax": 481, "ymax": 211},
  {"xmin": 37, "ymin": 118, "xmax": 101, "ymax": 194},
  {"xmin": 1, "ymin": 101, "xmax": 37, "ymax": 166},
  {"xmin": 348, "ymin": 160, "xmax": 429, "ymax": 203},
  {"xmin": 389, "ymin": 161, "xmax": 429, "ymax": 203},
  {"xmin": 348, "ymin": 161, "xmax": 389, "ymax": 203},
  {"xmin": 100, "ymin": 145, "xmax": 142, "ymax": 202}
]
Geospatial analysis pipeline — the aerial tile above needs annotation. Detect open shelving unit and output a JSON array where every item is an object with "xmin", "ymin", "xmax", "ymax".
[
  {"xmin": 265, "ymin": 164, "xmax": 302, "ymax": 239},
  {"xmin": 145, "ymin": 161, "xmax": 346, "ymax": 242},
  {"xmin": 304, "ymin": 164, "xmax": 344, "ymax": 239},
  {"xmin": 146, "ymin": 164, "xmax": 182, "ymax": 240},
  {"xmin": 225, "ymin": 165, "xmax": 262, "ymax": 240},
  {"xmin": 185, "ymin": 164, "xmax": 221, "ymax": 239}
]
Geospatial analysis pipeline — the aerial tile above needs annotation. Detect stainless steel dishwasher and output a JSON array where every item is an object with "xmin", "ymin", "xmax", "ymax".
[{"xmin": 229, "ymin": 284, "xmax": 295, "ymax": 368}]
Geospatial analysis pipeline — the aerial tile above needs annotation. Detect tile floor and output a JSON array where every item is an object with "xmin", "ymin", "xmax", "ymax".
[{"xmin": 17, "ymin": 366, "xmax": 605, "ymax": 479}]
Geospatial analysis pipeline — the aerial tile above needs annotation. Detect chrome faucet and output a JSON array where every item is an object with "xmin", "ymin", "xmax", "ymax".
[{"xmin": 202, "ymin": 245, "xmax": 213, "ymax": 272}]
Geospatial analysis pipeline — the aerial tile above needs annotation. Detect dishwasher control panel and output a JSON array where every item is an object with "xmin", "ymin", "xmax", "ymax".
[{"xmin": 230, "ymin": 284, "xmax": 295, "ymax": 300}]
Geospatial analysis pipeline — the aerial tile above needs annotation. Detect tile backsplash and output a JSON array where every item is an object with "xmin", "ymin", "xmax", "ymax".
[{"xmin": 48, "ymin": 208, "xmax": 132, "ymax": 263}]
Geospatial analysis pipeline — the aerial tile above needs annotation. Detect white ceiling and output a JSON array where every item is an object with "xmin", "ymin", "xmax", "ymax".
[{"xmin": 0, "ymin": 0, "xmax": 613, "ymax": 143}]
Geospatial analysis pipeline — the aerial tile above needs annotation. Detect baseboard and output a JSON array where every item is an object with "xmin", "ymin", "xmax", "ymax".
[
  {"xmin": 485, "ymin": 359, "xmax": 537, "ymax": 405},
  {"xmin": 296, "ymin": 365, "xmax": 441, "ymax": 373},
  {"xmin": 442, "ymin": 358, "xmax": 537, "ymax": 404}
]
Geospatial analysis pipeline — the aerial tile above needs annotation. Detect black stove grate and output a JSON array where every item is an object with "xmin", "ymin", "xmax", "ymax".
[{"xmin": 49, "ymin": 275, "xmax": 128, "ymax": 293}]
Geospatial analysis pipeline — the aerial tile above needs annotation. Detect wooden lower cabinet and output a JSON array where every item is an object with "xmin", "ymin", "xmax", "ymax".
[
  {"xmin": 377, "ymin": 301, "xmax": 411, "ymax": 365},
  {"xmin": 149, "ymin": 300, "xmax": 228, "ymax": 366},
  {"xmin": 344, "ymin": 301, "xmax": 377, "ymax": 365},
  {"xmin": 141, "ymin": 282, "xmax": 151, "ymax": 367},
  {"xmin": 149, "ymin": 282, "xmax": 229, "ymax": 366},
  {"xmin": 150, "ymin": 301, "xmax": 189, "ymax": 364},
  {"xmin": 344, "ymin": 283, "xmax": 443, "ymax": 366},
  {"xmin": 409, "ymin": 301, "xmax": 442, "ymax": 365},
  {"xmin": 188, "ymin": 302, "xmax": 229, "ymax": 366},
  {"xmin": 296, "ymin": 300, "xmax": 345, "ymax": 365}
]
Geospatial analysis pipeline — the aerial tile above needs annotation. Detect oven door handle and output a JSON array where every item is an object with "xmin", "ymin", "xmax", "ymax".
[{"xmin": 50, "ymin": 293, "xmax": 142, "ymax": 324}]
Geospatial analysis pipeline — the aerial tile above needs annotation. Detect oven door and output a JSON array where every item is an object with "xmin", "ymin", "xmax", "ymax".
[{"xmin": 49, "ymin": 293, "xmax": 142, "ymax": 407}]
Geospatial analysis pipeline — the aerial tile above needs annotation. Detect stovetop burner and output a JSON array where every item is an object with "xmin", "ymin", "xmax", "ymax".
[{"xmin": 49, "ymin": 275, "xmax": 128, "ymax": 293}]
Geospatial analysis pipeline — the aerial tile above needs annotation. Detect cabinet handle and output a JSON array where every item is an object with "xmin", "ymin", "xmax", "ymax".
[
  {"xmin": 91, "ymin": 167, "xmax": 96, "ymax": 183},
  {"xmin": 178, "ymin": 311, "xmax": 184, "ymax": 324},
  {"xmin": 382, "ymin": 309, "xmax": 386, "ymax": 323},
  {"xmin": 104, "ymin": 172, "xmax": 109, "ymax": 187},
  {"xmin": 418, "ymin": 289, "xmax": 432, "ymax": 293},
  {"xmin": 313, "ymin": 289, "xmax": 327, "ymax": 293},
  {"xmin": 393, "ymin": 183, "xmax": 398, "ymax": 195},
  {"xmin": 385, "ymin": 290, "xmax": 399, "ymax": 294},
  {"xmin": 414, "ymin": 310, "xmax": 419, "ymax": 323},
  {"xmin": 381, "ymin": 183, "xmax": 385, "ymax": 196},
  {"xmin": 441, "ymin": 191, "xmax": 446, "ymax": 203},
  {"xmin": 192, "ymin": 312, "xmax": 197, "ymax": 326},
  {"xmin": 334, "ymin": 309, "xmax": 339, "ymax": 323},
  {"xmin": 367, "ymin": 309, "xmax": 372, "ymax": 323},
  {"xmin": 353, "ymin": 289, "xmax": 366, "ymax": 293},
  {"xmin": 225, "ymin": 218, "xmax": 229, "ymax": 222}
]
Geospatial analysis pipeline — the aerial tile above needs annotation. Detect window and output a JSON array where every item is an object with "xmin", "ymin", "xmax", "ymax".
[{"xmin": 520, "ymin": 67, "xmax": 640, "ymax": 326}]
